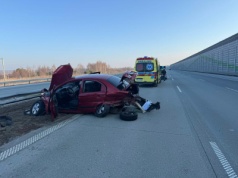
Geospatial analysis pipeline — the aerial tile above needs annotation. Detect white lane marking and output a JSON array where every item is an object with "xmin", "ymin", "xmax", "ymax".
[
  {"xmin": 0, "ymin": 115, "xmax": 79, "ymax": 161},
  {"xmin": 210, "ymin": 142, "xmax": 237, "ymax": 178},
  {"xmin": 177, "ymin": 86, "xmax": 182, "ymax": 93},
  {"xmin": 226, "ymin": 87, "xmax": 238, "ymax": 93}
]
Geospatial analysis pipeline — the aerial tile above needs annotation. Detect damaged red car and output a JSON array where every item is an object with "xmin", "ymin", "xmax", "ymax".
[{"xmin": 30, "ymin": 64, "xmax": 139, "ymax": 120}]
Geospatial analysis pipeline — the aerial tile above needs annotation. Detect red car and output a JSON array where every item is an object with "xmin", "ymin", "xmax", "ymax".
[{"xmin": 30, "ymin": 64, "xmax": 138, "ymax": 120}]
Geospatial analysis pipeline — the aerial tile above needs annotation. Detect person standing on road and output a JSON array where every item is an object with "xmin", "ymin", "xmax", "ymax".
[{"xmin": 161, "ymin": 68, "xmax": 167, "ymax": 81}]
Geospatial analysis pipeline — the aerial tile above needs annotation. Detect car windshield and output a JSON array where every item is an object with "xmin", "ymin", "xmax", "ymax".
[{"xmin": 107, "ymin": 75, "xmax": 130, "ymax": 90}]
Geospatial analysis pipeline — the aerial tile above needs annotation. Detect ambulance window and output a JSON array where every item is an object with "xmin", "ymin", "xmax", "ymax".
[{"xmin": 146, "ymin": 63, "xmax": 154, "ymax": 71}]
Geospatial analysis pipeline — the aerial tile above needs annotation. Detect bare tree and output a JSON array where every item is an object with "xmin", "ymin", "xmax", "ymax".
[
  {"xmin": 51, "ymin": 65, "xmax": 57, "ymax": 75},
  {"xmin": 36, "ymin": 66, "xmax": 51, "ymax": 77},
  {"xmin": 85, "ymin": 61, "xmax": 112, "ymax": 74},
  {"xmin": 11, "ymin": 68, "xmax": 29, "ymax": 78},
  {"xmin": 74, "ymin": 64, "xmax": 85, "ymax": 75},
  {"xmin": 7, "ymin": 62, "xmax": 133, "ymax": 79},
  {"xmin": 87, "ymin": 63, "xmax": 96, "ymax": 73},
  {"xmin": 26, "ymin": 67, "xmax": 36, "ymax": 78}
]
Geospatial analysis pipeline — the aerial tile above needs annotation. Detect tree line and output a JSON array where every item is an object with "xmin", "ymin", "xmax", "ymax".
[{"xmin": 0, "ymin": 61, "xmax": 133, "ymax": 80}]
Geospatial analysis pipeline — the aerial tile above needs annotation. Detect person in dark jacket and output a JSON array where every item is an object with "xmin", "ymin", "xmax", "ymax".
[{"xmin": 161, "ymin": 69, "xmax": 167, "ymax": 81}]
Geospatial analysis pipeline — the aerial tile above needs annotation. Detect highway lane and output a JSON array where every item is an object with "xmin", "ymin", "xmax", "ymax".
[
  {"xmin": 170, "ymin": 70, "xmax": 238, "ymax": 177},
  {"xmin": 181, "ymin": 71, "xmax": 238, "ymax": 91},
  {"xmin": 0, "ymin": 71, "xmax": 237, "ymax": 177},
  {"xmin": 0, "ymin": 82, "xmax": 50, "ymax": 98}
]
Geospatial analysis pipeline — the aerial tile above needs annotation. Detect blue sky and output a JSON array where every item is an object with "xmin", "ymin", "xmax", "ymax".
[{"xmin": 0, "ymin": 0, "xmax": 238, "ymax": 70}]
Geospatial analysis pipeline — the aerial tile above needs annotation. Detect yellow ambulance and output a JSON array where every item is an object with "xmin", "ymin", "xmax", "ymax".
[{"xmin": 134, "ymin": 56, "xmax": 161, "ymax": 86}]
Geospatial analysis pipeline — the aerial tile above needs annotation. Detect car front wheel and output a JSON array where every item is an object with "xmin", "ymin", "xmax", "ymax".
[{"xmin": 31, "ymin": 100, "xmax": 46, "ymax": 116}]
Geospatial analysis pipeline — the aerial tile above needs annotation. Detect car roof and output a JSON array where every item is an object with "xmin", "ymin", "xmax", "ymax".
[{"xmin": 74, "ymin": 74, "xmax": 115, "ymax": 81}]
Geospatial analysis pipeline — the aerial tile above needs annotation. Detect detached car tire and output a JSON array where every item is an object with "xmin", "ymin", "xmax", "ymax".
[
  {"xmin": 95, "ymin": 104, "xmax": 110, "ymax": 118},
  {"xmin": 31, "ymin": 100, "xmax": 46, "ymax": 116},
  {"xmin": 120, "ymin": 107, "xmax": 138, "ymax": 121}
]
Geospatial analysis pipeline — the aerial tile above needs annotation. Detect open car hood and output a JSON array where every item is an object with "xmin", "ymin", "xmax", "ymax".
[{"xmin": 49, "ymin": 64, "xmax": 73, "ymax": 91}]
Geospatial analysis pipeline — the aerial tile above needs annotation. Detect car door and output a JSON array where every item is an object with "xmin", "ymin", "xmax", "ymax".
[
  {"xmin": 78, "ymin": 80, "xmax": 107, "ymax": 113},
  {"xmin": 49, "ymin": 87, "xmax": 58, "ymax": 121}
]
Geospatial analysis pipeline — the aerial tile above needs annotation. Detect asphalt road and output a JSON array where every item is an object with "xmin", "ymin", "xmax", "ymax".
[{"xmin": 0, "ymin": 71, "xmax": 237, "ymax": 177}]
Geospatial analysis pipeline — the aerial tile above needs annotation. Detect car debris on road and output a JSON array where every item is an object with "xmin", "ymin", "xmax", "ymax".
[{"xmin": 0, "ymin": 115, "xmax": 13, "ymax": 128}]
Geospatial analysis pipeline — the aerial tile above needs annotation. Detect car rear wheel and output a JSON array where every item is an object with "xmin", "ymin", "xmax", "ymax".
[
  {"xmin": 31, "ymin": 100, "xmax": 46, "ymax": 116},
  {"xmin": 94, "ymin": 104, "xmax": 110, "ymax": 118},
  {"xmin": 120, "ymin": 107, "xmax": 138, "ymax": 121}
]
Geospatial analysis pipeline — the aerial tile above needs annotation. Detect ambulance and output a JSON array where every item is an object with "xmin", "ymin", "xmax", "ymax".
[{"xmin": 134, "ymin": 56, "xmax": 161, "ymax": 86}]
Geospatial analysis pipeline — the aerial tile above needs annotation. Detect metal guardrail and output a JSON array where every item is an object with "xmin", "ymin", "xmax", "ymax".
[
  {"xmin": 0, "ymin": 91, "xmax": 41, "ymax": 107},
  {"xmin": 0, "ymin": 78, "xmax": 51, "ymax": 87}
]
